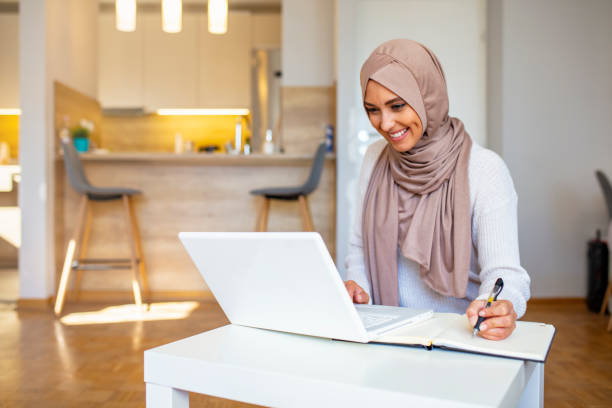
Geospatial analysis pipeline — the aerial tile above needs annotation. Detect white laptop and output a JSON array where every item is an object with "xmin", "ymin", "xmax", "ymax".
[{"xmin": 179, "ymin": 232, "xmax": 433, "ymax": 343}]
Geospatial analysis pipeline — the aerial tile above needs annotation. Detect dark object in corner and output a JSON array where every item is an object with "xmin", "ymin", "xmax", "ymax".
[
  {"xmin": 199, "ymin": 145, "xmax": 219, "ymax": 153},
  {"xmin": 587, "ymin": 229, "xmax": 609, "ymax": 313}
]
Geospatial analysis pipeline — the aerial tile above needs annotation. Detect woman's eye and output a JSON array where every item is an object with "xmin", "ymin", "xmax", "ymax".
[
  {"xmin": 365, "ymin": 107, "xmax": 379, "ymax": 114},
  {"xmin": 391, "ymin": 103, "xmax": 405, "ymax": 111}
]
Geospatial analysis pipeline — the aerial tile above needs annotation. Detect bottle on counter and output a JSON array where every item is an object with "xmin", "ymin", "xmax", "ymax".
[
  {"xmin": 234, "ymin": 118, "xmax": 243, "ymax": 154},
  {"xmin": 174, "ymin": 133, "xmax": 184, "ymax": 154},
  {"xmin": 58, "ymin": 115, "xmax": 70, "ymax": 142},
  {"xmin": 0, "ymin": 142, "xmax": 9, "ymax": 164},
  {"xmin": 263, "ymin": 129, "xmax": 275, "ymax": 155},
  {"xmin": 325, "ymin": 124, "xmax": 334, "ymax": 153}
]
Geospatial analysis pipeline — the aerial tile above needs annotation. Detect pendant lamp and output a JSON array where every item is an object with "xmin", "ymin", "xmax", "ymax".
[
  {"xmin": 162, "ymin": 0, "xmax": 182, "ymax": 33},
  {"xmin": 208, "ymin": 0, "xmax": 228, "ymax": 34},
  {"xmin": 116, "ymin": 0, "xmax": 136, "ymax": 32}
]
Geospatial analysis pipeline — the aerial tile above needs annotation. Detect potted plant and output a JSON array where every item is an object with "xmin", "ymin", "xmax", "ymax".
[{"xmin": 71, "ymin": 119, "xmax": 94, "ymax": 152}]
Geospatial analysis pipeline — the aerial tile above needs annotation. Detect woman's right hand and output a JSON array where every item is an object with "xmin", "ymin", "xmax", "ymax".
[{"xmin": 344, "ymin": 280, "xmax": 370, "ymax": 304}]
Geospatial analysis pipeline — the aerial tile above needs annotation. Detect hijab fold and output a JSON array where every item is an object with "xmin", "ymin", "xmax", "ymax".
[{"xmin": 360, "ymin": 39, "xmax": 472, "ymax": 305}]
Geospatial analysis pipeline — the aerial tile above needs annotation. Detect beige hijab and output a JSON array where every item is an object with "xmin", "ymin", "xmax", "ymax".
[{"xmin": 360, "ymin": 39, "xmax": 472, "ymax": 305}]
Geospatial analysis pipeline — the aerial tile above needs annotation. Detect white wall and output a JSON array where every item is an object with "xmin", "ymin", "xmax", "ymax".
[
  {"xmin": 19, "ymin": 0, "xmax": 98, "ymax": 299},
  {"xmin": 488, "ymin": 0, "xmax": 612, "ymax": 297},
  {"xmin": 281, "ymin": 0, "xmax": 334, "ymax": 86}
]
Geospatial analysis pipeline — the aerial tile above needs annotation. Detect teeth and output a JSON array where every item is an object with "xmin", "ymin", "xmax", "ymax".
[{"xmin": 390, "ymin": 129, "xmax": 407, "ymax": 139}]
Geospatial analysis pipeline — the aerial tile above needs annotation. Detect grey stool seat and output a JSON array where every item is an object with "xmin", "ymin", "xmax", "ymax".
[
  {"xmin": 250, "ymin": 142, "xmax": 327, "ymax": 231},
  {"xmin": 54, "ymin": 138, "xmax": 148, "ymax": 315},
  {"xmin": 61, "ymin": 137, "xmax": 142, "ymax": 200},
  {"xmin": 595, "ymin": 169, "xmax": 612, "ymax": 328}
]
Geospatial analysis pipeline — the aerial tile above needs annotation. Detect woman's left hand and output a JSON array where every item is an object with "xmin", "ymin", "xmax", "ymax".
[{"xmin": 466, "ymin": 300, "xmax": 517, "ymax": 340}]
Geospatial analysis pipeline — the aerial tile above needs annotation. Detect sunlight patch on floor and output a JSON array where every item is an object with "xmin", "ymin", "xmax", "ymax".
[{"xmin": 59, "ymin": 301, "xmax": 200, "ymax": 325}]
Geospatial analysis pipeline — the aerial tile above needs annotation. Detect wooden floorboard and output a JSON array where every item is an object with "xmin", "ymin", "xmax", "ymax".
[{"xmin": 0, "ymin": 299, "xmax": 610, "ymax": 407}]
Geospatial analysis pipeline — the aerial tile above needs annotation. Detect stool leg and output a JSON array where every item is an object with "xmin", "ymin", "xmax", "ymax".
[
  {"xmin": 126, "ymin": 195, "xmax": 149, "ymax": 298},
  {"xmin": 54, "ymin": 195, "xmax": 89, "ymax": 316},
  {"xmin": 73, "ymin": 202, "xmax": 93, "ymax": 301},
  {"xmin": 256, "ymin": 197, "xmax": 270, "ymax": 232},
  {"xmin": 298, "ymin": 195, "xmax": 315, "ymax": 232},
  {"xmin": 122, "ymin": 195, "xmax": 143, "ymax": 307}
]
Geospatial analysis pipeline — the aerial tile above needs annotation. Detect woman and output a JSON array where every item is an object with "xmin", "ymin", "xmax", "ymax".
[{"xmin": 344, "ymin": 39, "xmax": 530, "ymax": 340}]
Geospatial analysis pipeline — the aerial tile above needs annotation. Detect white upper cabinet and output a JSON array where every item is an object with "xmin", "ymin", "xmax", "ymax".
[
  {"xmin": 142, "ymin": 12, "xmax": 199, "ymax": 110},
  {"xmin": 198, "ymin": 12, "xmax": 252, "ymax": 108},
  {"xmin": 98, "ymin": 10, "xmax": 256, "ymax": 110},
  {"xmin": 98, "ymin": 12, "xmax": 144, "ymax": 108},
  {"xmin": 0, "ymin": 13, "xmax": 19, "ymax": 109}
]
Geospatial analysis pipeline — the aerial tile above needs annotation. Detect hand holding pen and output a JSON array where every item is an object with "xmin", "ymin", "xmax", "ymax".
[{"xmin": 466, "ymin": 278, "xmax": 518, "ymax": 341}]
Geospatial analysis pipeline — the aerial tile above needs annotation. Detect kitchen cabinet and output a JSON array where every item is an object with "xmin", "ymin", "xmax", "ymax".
[
  {"xmin": 0, "ymin": 13, "xmax": 19, "ymax": 109},
  {"xmin": 142, "ymin": 12, "xmax": 199, "ymax": 110},
  {"xmin": 98, "ymin": 11, "xmax": 255, "ymax": 110},
  {"xmin": 198, "ymin": 11, "xmax": 252, "ymax": 108},
  {"xmin": 98, "ymin": 12, "xmax": 145, "ymax": 108}
]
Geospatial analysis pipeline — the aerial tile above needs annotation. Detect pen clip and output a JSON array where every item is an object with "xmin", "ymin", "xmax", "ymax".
[{"xmin": 491, "ymin": 278, "xmax": 504, "ymax": 301}]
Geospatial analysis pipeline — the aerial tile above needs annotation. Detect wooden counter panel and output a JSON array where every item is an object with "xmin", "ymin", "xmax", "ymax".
[{"xmin": 57, "ymin": 161, "xmax": 336, "ymax": 292}]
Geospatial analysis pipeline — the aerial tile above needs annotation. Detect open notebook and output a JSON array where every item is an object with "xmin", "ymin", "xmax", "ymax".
[{"xmin": 374, "ymin": 313, "xmax": 556, "ymax": 362}]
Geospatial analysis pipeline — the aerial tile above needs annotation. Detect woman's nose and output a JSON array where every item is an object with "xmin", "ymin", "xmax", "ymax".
[{"xmin": 380, "ymin": 112, "xmax": 395, "ymax": 132}]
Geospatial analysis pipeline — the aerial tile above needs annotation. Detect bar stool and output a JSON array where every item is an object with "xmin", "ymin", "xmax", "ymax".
[
  {"xmin": 54, "ymin": 138, "xmax": 148, "ymax": 315},
  {"xmin": 250, "ymin": 142, "xmax": 327, "ymax": 232}
]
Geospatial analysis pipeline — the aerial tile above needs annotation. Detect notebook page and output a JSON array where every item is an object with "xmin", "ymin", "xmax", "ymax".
[
  {"xmin": 375, "ymin": 313, "xmax": 461, "ymax": 346},
  {"xmin": 434, "ymin": 317, "xmax": 556, "ymax": 362}
]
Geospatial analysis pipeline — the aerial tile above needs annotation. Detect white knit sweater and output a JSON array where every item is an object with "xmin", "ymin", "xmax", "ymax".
[{"xmin": 344, "ymin": 139, "xmax": 531, "ymax": 318}]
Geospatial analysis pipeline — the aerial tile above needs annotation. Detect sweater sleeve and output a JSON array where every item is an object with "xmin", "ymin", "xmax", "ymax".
[
  {"xmin": 343, "ymin": 140, "xmax": 387, "ymax": 301},
  {"xmin": 470, "ymin": 149, "xmax": 531, "ymax": 318}
]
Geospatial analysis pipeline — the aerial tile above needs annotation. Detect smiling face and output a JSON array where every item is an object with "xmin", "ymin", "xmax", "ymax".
[{"xmin": 364, "ymin": 80, "xmax": 424, "ymax": 153}]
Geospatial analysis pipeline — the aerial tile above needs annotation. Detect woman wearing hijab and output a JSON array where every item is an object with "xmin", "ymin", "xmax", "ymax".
[{"xmin": 344, "ymin": 39, "xmax": 530, "ymax": 340}]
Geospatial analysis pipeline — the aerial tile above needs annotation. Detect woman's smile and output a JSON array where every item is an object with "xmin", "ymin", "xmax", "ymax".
[{"xmin": 389, "ymin": 128, "xmax": 409, "ymax": 141}]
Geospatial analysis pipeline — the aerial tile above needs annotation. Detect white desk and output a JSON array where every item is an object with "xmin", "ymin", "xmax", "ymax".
[{"xmin": 144, "ymin": 324, "xmax": 543, "ymax": 408}]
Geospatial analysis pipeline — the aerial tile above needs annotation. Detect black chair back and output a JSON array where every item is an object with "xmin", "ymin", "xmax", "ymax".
[
  {"xmin": 595, "ymin": 170, "xmax": 612, "ymax": 219},
  {"xmin": 301, "ymin": 142, "xmax": 327, "ymax": 195}
]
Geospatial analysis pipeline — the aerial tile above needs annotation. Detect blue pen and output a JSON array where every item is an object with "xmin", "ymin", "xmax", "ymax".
[{"xmin": 472, "ymin": 278, "xmax": 504, "ymax": 337}]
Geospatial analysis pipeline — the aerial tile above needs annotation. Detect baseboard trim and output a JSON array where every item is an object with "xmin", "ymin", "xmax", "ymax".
[
  {"xmin": 17, "ymin": 297, "xmax": 52, "ymax": 310},
  {"xmin": 63, "ymin": 290, "xmax": 215, "ymax": 303},
  {"xmin": 528, "ymin": 297, "xmax": 584, "ymax": 305}
]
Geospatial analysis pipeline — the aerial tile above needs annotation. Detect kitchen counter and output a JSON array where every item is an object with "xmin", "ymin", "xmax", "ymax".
[
  {"xmin": 73, "ymin": 152, "xmax": 336, "ymax": 166},
  {"xmin": 55, "ymin": 151, "xmax": 336, "ymax": 300}
]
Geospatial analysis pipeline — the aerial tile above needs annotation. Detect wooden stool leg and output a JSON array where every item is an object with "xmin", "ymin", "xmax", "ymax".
[
  {"xmin": 73, "ymin": 203, "xmax": 93, "ymax": 301},
  {"xmin": 122, "ymin": 195, "xmax": 143, "ymax": 307},
  {"xmin": 298, "ymin": 195, "xmax": 315, "ymax": 232},
  {"xmin": 126, "ymin": 195, "xmax": 149, "ymax": 298},
  {"xmin": 54, "ymin": 195, "xmax": 89, "ymax": 316},
  {"xmin": 599, "ymin": 281, "xmax": 612, "ymax": 315},
  {"xmin": 256, "ymin": 197, "xmax": 270, "ymax": 232}
]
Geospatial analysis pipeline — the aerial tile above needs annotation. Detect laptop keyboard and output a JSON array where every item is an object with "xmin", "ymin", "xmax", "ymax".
[{"xmin": 358, "ymin": 312, "xmax": 397, "ymax": 329}]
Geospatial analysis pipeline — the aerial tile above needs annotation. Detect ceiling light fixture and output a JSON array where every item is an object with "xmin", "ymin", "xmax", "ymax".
[
  {"xmin": 208, "ymin": 0, "xmax": 228, "ymax": 35},
  {"xmin": 116, "ymin": 0, "xmax": 136, "ymax": 32},
  {"xmin": 162, "ymin": 0, "xmax": 182, "ymax": 33},
  {"xmin": 157, "ymin": 108, "xmax": 249, "ymax": 116}
]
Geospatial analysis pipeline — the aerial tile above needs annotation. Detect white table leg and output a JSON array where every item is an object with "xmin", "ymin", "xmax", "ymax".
[
  {"xmin": 517, "ymin": 362, "xmax": 544, "ymax": 408},
  {"xmin": 146, "ymin": 383, "xmax": 189, "ymax": 408}
]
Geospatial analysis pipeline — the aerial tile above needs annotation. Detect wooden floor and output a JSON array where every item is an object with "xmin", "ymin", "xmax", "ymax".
[{"xmin": 0, "ymin": 299, "xmax": 610, "ymax": 407}]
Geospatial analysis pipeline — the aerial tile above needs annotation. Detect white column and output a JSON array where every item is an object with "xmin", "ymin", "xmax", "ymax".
[
  {"xmin": 19, "ymin": 0, "xmax": 54, "ymax": 299},
  {"xmin": 18, "ymin": 0, "xmax": 99, "ymax": 300}
]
